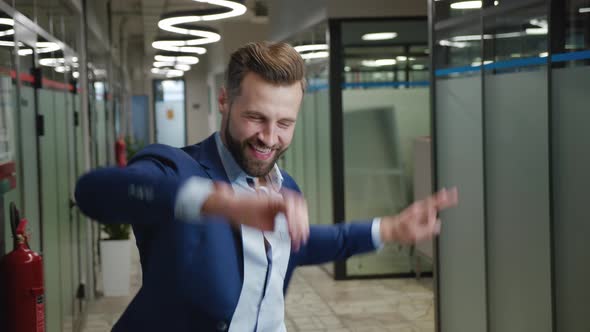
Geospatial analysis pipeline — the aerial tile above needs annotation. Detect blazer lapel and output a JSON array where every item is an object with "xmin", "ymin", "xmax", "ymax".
[{"xmin": 188, "ymin": 134, "xmax": 231, "ymax": 184}]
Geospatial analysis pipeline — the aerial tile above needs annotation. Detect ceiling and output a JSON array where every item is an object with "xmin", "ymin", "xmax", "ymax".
[
  {"xmin": 111, "ymin": 0, "xmax": 269, "ymax": 57},
  {"xmin": 341, "ymin": 20, "xmax": 428, "ymax": 47}
]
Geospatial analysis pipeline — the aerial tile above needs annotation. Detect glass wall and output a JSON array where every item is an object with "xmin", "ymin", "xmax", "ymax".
[
  {"xmin": 0, "ymin": 7, "xmax": 17, "ymax": 261},
  {"xmin": 284, "ymin": 23, "xmax": 333, "ymax": 251},
  {"xmin": 433, "ymin": 0, "xmax": 590, "ymax": 331},
  {"xmin": 340, "ymin": 18, "xmax": 431, "ymax": 278},
  {"xmin": 551, "ymin": 1, "xmax": 590, "ymax": 331},
  {"xmin": 154, "ymin": 79, "xmax": 186, "ymax": 147},
  {"xmin": 0, "ymin": 1, "xmax": 120, "ymax": 331},
  {"xmin": 284, "ymin": 18, "xmax": 433, "ymax": 281},
  {"xmin": 483, "ymin": 3, "xmax": 552, "ymax": 332}
]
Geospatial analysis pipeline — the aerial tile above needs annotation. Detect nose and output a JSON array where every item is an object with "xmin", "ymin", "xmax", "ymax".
[{"xmin": 257, "ymin": 123, "xmax": 277, "ymax": 148}]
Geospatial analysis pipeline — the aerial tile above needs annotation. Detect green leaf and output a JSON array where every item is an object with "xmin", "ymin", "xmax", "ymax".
[{"xmin": 101, "ymin": 223, "xmax": 131, "ymax": 240}]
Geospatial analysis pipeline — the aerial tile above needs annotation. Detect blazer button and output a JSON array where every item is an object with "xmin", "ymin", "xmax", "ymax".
[{"xmin": 216, "ymin": 321, "xmax": 228, "ymax": 331}]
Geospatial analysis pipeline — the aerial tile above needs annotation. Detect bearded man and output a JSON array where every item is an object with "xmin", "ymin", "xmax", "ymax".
[{"xmin": 75, "ymin": 41, "xmax": 458, "ymax": 332}]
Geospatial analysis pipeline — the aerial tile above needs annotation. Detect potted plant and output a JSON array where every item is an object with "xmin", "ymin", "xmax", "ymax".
[
  {"xmin": 100, "ymin": 223, "xmax": 132, "ymax": 296},
  {"xmin": 99, "ymin": 137, "xmax": 144, "ymax": 296}
]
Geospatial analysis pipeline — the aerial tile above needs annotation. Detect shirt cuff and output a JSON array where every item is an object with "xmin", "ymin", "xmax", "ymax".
[
  {"xmin": 174, "ymin": 176, "xmax": 214, "ymax": 222},
  {"xmin": 371, "ymin": 217, "xmax": 384, "ymax": 250}
]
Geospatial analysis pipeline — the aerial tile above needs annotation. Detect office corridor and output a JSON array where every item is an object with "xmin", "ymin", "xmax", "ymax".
[{"xmin": 81, "ymin": 244, "xmax": 434, "ymax": 332}]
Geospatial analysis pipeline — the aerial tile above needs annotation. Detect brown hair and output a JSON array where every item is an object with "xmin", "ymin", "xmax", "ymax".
[{"xmin": 225, "ymin": 41, "xmax": 306, "ymax": 104}]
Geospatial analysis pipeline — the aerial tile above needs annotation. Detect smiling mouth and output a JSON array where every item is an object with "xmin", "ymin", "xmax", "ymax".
[{"xmin": 248, "ymin": 142, "xmax": 274, "ymax": 161}]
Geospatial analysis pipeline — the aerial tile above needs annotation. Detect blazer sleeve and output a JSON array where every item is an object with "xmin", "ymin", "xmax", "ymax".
[
  {"xmin": 291, "ymin": 221, "xmax": 377, "ymax": 266},
  {"xmin": 75, "ymin": 155, "xmax": 187, "ymax": 225}
]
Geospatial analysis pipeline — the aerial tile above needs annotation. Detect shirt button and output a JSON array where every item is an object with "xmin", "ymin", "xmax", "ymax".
[{"xmin": 216, "ymin": 321, "xmax": 228, "ymax": 331}]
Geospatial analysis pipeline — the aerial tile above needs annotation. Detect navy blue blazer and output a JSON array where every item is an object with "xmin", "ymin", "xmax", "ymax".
[{"xmin": 75, "ymin": 133, "xmax": 376, "ymax": 331}]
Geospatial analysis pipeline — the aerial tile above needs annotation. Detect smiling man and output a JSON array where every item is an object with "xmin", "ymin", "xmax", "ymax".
[{"xmin": 75, "ymin": 41, "xmax": 458, "ymax": 332}]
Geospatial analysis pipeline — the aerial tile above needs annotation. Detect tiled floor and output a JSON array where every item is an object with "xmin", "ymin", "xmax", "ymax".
[
  {"xmin": 82, "ymin": 247, "xmax": 434, "ymax": 332},
  {"xmin": 284, "ymin": 267, "xmax": 434, "ymax": 332}
]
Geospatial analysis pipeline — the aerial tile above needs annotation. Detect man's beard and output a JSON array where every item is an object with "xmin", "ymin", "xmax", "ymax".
[{"xmin": 224, "ymin": 122, "xmax": 285, "ymax": 178}]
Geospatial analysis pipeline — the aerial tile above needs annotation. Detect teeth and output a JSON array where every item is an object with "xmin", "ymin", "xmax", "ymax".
[{"xmin": 252, "ymin": 144, "xmax": 271, "ymax": 154}]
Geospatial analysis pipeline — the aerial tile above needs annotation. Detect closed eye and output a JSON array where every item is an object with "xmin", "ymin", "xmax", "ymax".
[
  {"xmin": 278, "ymin": 120, "xmax": 294, "ymax": 129},
  {"xmin": 244, "ymin": 113, "xmax": 265, "ymax": 122}
]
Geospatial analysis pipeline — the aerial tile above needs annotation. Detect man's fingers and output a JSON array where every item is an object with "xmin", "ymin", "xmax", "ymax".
[
  {"xmin": 244, "ymin": 194, "xmax": 283, "ymax": 231},
  {"xmin": 434, "ymin": 219, "xmax": 441, "ymax": 235},
  {"xmin": 292, "ymin": 196, "xmax": 304, "ymax": 251},
  {"xmin": 259, "ymin": 218, "xmax": 275, "ymax": 231},
  {"xmin": 281, "ymin": 190, "xmax": 309, "ymax": 251},
  {"xmin": 426, "ymin": 198, "xmax": 437, "ymax": 230},
  {"xmin": 284, "ymin": 193, "xmax": 300, "ymax": 250},
  {"xmin": 305, "ymin": 208, "xmax": 310, "ymax": 236},
  {"xmin": 268, "ymin": 194, "xmax": 286, "ymax": 215},
  {"xmin": 434, "ymin": 187, "xmax": 459, "ymax": 210},
  {"xmin": 299, "ymin": 198, "xmax": 310, "ymax": 246}
]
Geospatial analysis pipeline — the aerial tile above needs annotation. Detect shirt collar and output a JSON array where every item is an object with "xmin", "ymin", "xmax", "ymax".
[{"xmin": 214, "ymin": 132, "xmax": 283, "ymax": 190}]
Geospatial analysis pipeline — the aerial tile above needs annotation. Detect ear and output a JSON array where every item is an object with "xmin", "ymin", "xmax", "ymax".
[{"xmin": 218, "ymin": 87, "xmax": 228, "ymax": 115}]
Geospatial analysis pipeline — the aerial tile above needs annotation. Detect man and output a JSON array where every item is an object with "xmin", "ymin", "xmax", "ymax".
[{"xmin": 75, "ymin": 41, "xmax": 458, "ymax": 332}]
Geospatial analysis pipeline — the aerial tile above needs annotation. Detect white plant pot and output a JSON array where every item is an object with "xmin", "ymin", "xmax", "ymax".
[{"xmin": 100, "ymin": 239, "xmax": 131, "ymax": 296}]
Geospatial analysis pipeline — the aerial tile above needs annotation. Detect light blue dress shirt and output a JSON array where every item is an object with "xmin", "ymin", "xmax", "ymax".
[{"xmin": 174, "ymin": 132, "xmax": 383, "ymax": 331}]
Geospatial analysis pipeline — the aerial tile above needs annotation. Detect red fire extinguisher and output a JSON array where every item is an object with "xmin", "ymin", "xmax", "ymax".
[
  {"xmin": 115, "ymin": 136, "xmax": 127, "ymax": 168},
  {"xmin": 0, "ymin": 203, "xmax": 45, "ymax": 332}
]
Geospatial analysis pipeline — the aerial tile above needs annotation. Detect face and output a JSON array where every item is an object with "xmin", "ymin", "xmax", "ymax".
[{"xmin": 218, "ymin": 72, "xmax": 303, "ymax": 177}]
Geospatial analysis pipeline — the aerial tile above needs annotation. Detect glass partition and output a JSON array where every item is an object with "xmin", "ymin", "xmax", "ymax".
[
  {"xmin": 0, "ymin": 2, "xmax": 90, "ymax": 331},
  {"xmin": 340, "ymin": 18, "xmax": 431, "ymax": 278},
  {"xmin": 284, "ymin": 18, "xmax": 434, "ymax": 281},
  {"xmin": 0, "ymin": 9, "xmax": 16, "ymax": 259},
  {"xmin": 432, "ymin": 1, "xmax": 588, "ymax": 331},
  {"xmin": 482, "ymin": 3, "xmax": 552, "ymax": 332},
  {"xmin": 153, "ymin": 79, "xmax": 186, "ymax": 147},
  {"xmin": 552, "ymin": 1, "xmax": 590, "ymax": 331},
  {"xmin": 285, "ymin": 21, "xmax": 332, "ymax": 232}
]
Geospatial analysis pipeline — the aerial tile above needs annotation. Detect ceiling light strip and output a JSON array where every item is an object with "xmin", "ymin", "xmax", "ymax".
[{"xmin": 152, "ymin": 38, "xmax": 208, "ymax": 54}]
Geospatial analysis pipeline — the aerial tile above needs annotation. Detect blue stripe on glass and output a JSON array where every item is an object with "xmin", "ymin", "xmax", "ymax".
[
  {"xmin": 552, "ymin": 50, "xmax": 590, "ymax": 63},
  {"xmin": 343, "ymin": 81, "xmax": 430, "ymax": 88},
  {"xmin": 307, "ymin": 81, "xmax": 431, "ymax": 91},
  {"xmin": 306, "ymin": 84, "xmax": 329, "ymax": 92},
  {"xmin": 435, "ymin": 50, "xmax": 590, "ymax": 77},
  {"xmin": 483, "ymin": 56, "xmax": 547, "ymax": 70},
  {"xmin": 435, "ymin": 65, "xmax": 480, "ymax": 76}
]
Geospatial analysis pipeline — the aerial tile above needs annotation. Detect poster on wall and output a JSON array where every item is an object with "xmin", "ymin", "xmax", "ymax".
[{"xmin": 0, "ymin": 76, "xmax": 16, "ymax": 195}]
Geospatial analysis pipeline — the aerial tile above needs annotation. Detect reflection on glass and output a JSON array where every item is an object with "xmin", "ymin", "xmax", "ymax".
[
  {"xmin": 0, "ymin": 11, "xmax": 15, "ymax": 268},
  {"xmin": 434, "ymin": 0, "xmax": 482, "ymax": 21},
  {"xmin": 435, "ymin": 1, "xmax": 550, "ymax": 74},
  {"xmin": 483, "ymin": 5, "xmax": 548, "ymax": 73},
  {"xmin": 0, "ymin": 10, "xmax": 23, "ymax": 268},
  {"xmin": 435, "ymin": 21, "xmax": 482, "ymax": 71},
  {"xmin": 0, "ymin": 55, "xmax": 13, "ymax": 166},
  {"xmin": 553, "ymin": 0, "xmax": 590, "ymax": 67},
  {"xmin": 343, "ymin": 20, "xmax": 429, "ymax": 91},
  {"xmin": 341, "ymin": 18, "xmax": 431, "ymax": 278}
]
